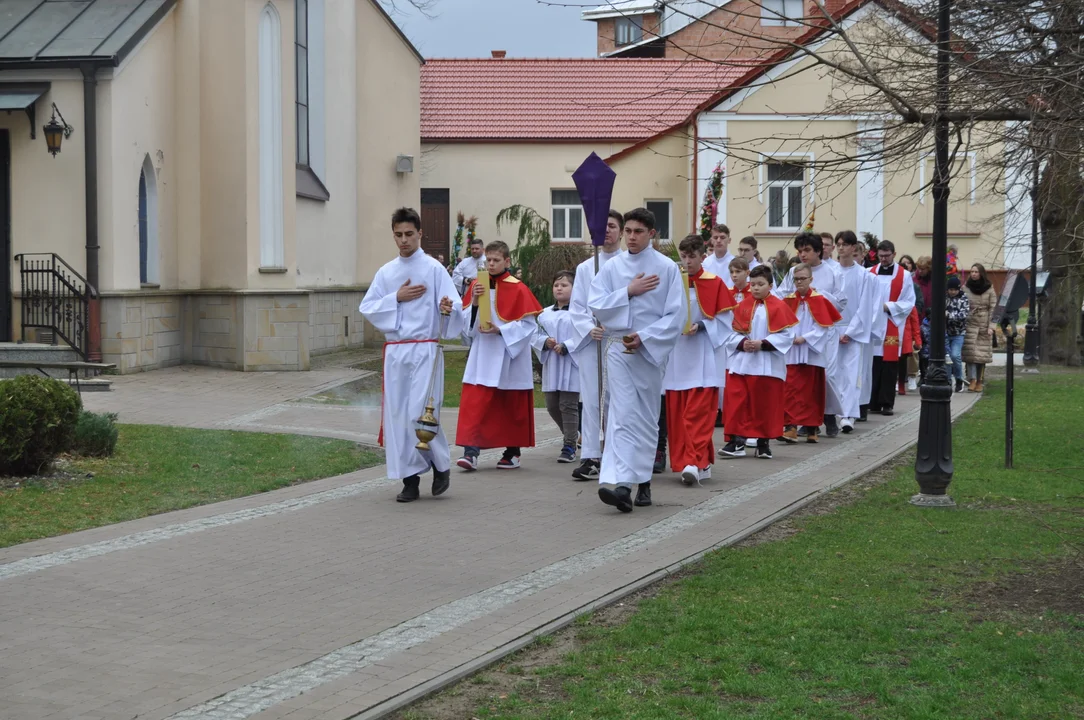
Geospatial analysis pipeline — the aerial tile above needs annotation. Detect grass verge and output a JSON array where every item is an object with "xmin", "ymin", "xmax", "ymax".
[
  {"xmin": 397, "ymin": 370, "xmax": 1084, "ymax": 720},
  {"xmin": 0, "ymin": 425, "xmax": 381, "ymax": 548}
]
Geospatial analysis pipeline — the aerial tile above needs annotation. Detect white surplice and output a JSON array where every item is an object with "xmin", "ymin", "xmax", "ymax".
[
  {"xmin": 725, "ymin": 302, "xmax": 796, "ymax": 381},
  {"xmin": 703, "ymin": 251, "xmax": 737, "ymax": 288},
  {"xmin": 869, "ymin": 264, "xmax": 916, "ymax": 358},
  {"xmin": 663, "ymin": 284, "xmax": 730, "ymax": 391},
  {"xmin": 451, "ymin": 256, "xmax": 481, "ymax": 296},
  {"xmin": 359, "ymin": 249, "xmax": 465, "ymax": 480},
  {"xmin": 784, "ymin": 296, "xmax": 832, "ymax": 368},
  {"xmin": 531, "ymin": 306, "xmax": 580, "ymax": 393},
  {"xmin": 567, "ymin": 249, "xmax": 619, "ymax": 460},
  {"xmin": 835, "ymin": 262, "xmax": 880, "ymax": 417},
  {"xmin": 777, "ymin": 261, "xmax": 845, "ymax": 414},
  {"xmin": 589, "ymin": 247, "xmax": 684, "ymax": 486},
  {"xmin": 460, "ymin": 278, "xmax": 537, "ymax": 390}
]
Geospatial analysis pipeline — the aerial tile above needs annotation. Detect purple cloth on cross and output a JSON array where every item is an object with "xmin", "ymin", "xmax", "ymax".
[{"xmin": 572, "ymin": 152, "xmax": 616, "ymax": 247}]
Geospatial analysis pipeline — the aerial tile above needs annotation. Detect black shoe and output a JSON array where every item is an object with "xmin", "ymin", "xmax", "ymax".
[
  {"xmin": 755, "ymin": 439, "xmax": 773, "ymax": 460},
  {"xmin": 824, "ymin": 416, "xmax": 839, "ymax": 438},
  {"xmin": 858, "ymin": 408, "xmax": 869, "ymax": 422},
  {"xmin": 396, "ymin": 475, "xmax": 421, "ymax": 503},
  {"xmin": 599, "ymin": 485, "xmax": 633, "ymax": 513},
  {"xmin": 954, "ymin": 378, "xmax": 964, "ymax": 393},
  {"xmin": 652, "ymin": 450, "xmax": 665, "ymax": 474},
  {"xmin": 882, "ymin": 408, "xmax": 895, "ymax": 416},
  {"xmin": 634, "ymin": 482, "xmax": 652, "ymax": 507},
  {"xmin": 431, "ymin": 468, "xmax": 450, "ymax": 497},
  {"xmin": 572, "ymin": 459, "xmax": 599, "ymax": 481},
  {"xmin": 719, "ymin": 439, "xmax": 746, "ymax": 458}
]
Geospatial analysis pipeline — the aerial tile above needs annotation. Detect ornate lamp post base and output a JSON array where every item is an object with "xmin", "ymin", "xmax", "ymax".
[{"xmin": 910, "ymin": 493, "xmax": 957, "ymax": 508}]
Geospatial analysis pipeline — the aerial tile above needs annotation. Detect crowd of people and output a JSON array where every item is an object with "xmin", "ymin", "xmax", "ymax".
[{"xmin": 362, "ymin": 206, "xmax": 997, "ymax": 512}]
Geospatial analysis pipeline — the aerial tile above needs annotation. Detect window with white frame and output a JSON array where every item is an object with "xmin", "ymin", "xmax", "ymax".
[
  {"xmin": 761, "ymin": 0, "xmax": 804, "ymax": 26},
  {"xmin": 551, "ymin": 190, "xmax": 584, "ymax": 242},
  {"xmin": 645, "ymin": 200, "xmax": 671, "ymax": 241},
  {"xmin": 615, "ymin": 16, "xmax": 643, "ymax": 46},
  {"xmin": 766, "ymin": 162, "xmax": 805, "ymax": 229}
]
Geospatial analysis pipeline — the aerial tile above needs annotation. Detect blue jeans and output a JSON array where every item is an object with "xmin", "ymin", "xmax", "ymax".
[{"xmin": 947, "ymin": 334, "xmax": 964, "ymax": 381}]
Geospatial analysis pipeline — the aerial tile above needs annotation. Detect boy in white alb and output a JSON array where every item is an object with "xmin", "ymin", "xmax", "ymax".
[
  {"xmin": 360, "ymin": 208, "xmax": 465, "ymax": 502},
  {"xmin": 833, "ymin": 231, "xmax": 879, "ymax": 431},
  {"xmin": 589, "ymin": 208, "xmax": 684, "ymax": 513},
  {"xmin": 456, "ymin": 241, "xmax": 543, "ymax": 470},
  {"xmin": 702, "ymin": 224, "xmax": 736, "ymax": 287},
  {"xmin": 721, "ymin": 265, "xmax": 799, "ymax": 460},
  {"xmin": 532, "ymin": 270, "xmax": 581, "ymax": 464},
  {"xmin": 664, "ymin": 235, "xmax": 736, "ymax": 484},
  {"xmin": 566, "ymin": 210, "xmax": 624, "ymax": 481}
]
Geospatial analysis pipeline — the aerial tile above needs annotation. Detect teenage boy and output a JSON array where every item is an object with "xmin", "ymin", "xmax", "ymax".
[
  {"xmin": 775, "ymin": 232, "xmax": 845, "ymax": 436},
  {"xmin": 567, "ymin": 210, "xmax": 624, "ymax": 481},
  {"xmin": 866, "ymin": 240, "xmax": 916, "ymax": 416},
  {"xmin": 589, "ymin": 208, "xmax": 684, "ymax": 513},
  {"xmin": 702, "ymin": 224, "xmax": 736, "ymax": 286},
  {"xmin": 360, "ymin": 208, "xmax": 465, "ymax": 502},
  {"xmin": 736, "ymin": 236, "xmax": 761, "ymax": 269},
  {"xmin": 533, "ymin": 271, "xmax": 581, "ymax": 463},
  {"xmin": 721, "ymin": 265, "xmax": 798, "ymax": 459},
  {"xmin": 664, "ymin": 235, "xmax": 736, "ymax": 484},
  {"xmin": 457, "ymin": 240, "xmax": 543, "ymax": 470},
  {"xmin": 718, "ymin": 256, "xmax": 753, "ymax": 456},
  {"xmin": 833, "ymin": 231, "xmax": 879, "ymax": 431},
  {"xmin": 781, "ymin": 263, "xmax": 843, "ymax": 443}
]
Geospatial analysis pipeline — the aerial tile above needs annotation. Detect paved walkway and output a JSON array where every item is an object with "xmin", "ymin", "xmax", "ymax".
[{"xmin": 0, "ymin": 372, "xmax": 982, "ymax": 720}]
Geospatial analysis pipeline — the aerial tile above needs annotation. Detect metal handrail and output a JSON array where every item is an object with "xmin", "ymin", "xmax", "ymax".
[{"xmin": 13, "ymin": 253, "xmax": 95, "ymax": 359}]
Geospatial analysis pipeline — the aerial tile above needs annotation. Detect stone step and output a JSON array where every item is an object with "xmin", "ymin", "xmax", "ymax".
[
  {"xmin": 0, "ymin": 342, "xmax": 92, "ymax": 379},
  {"xmin": 60, "ymin": 377, "xmax": 113, "ymax": 393}
]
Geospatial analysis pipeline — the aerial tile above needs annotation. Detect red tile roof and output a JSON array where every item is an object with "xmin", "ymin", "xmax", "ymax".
[{"xmin": 421, "ymin": 58, "xmax": 749, "ymax": 142}]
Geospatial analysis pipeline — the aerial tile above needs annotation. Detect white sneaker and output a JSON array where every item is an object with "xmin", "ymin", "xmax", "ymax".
[
  {"xmin": 456, "ymin": 456, "xmax": 478, "ymax": 472},
  {"xmin": 907, "ymin": 377, "xmax": 918, "ymax": 391},
  {"xmin": 840, "ymin": 418, "xmax": 855, "ymax": 434},
  {"xmin": 681, "ymin": 465, "xmax": 698, "ymax": 485},
  {"xmin": 698, "ymin": 466, "xmax": 712, "ymax": 481}
]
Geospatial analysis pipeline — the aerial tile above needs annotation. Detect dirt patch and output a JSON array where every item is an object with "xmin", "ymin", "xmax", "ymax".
[
  {"xmin": 964, "ymin": 560, "xmax": 1084, "ymax": 622},
  {"xmin": 393, "ymin": 456, "xmax": 916, "ymax": 719},
  {"xmin": 0, "ymin": 457, "xmax": 96, "ymax": 492}
]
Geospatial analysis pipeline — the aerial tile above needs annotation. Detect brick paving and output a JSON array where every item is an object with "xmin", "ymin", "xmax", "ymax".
[{"xmin": 1, "ymin": 362, "xmax": 983, "ymax": 720}]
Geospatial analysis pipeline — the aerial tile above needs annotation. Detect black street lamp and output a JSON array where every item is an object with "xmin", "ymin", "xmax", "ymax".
[
  {"xmin": 912, "ymin": 0, "xmax": 956, "ymax": 507},
  {"xmin": 1023, "ymin": 156, "xmax": 1041, "ymax": 369}
]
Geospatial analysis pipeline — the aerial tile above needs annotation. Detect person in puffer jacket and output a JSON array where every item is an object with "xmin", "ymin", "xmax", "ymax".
[{"xmin": 945, "ymin": 275, "xmax": 971, "ymax": 392}]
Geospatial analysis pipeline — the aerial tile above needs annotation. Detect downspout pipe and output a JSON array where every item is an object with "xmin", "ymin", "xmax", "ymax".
[
  {"xmin": 82, "ymin": 63, "xmax": 102, "ymax": 362},
  {"xmin": 691, "ymin": 117, "xmax": 699, "ymax": 235}
]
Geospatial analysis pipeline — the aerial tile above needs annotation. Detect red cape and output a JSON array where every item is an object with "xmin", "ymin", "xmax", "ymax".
[
  {"xmin": 462, "ymin": 271, "xmax": 543, "ymax": 322},
  {"xmin": 732, "ymin": 294, "xmax": 799, "ymax": 336},
  {"xmin": 783, "ymin": 290, "xmax": 843, "ymax": 328},
  {"xmin": 689, "ymin": 270, "xmax": 737, "ymax": 319}
]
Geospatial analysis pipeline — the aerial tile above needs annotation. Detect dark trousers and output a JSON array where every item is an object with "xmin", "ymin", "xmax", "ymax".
[
  {"xmin": 919, "ymin": 355, "xmax": 929, "ymax": 384},
  {"xmin": 868, "ymin": 356, "xmax": 899, "ymax": 410},
  {"xmin": 657, "ymin": 396, "xmax": 667, "ymax": 454},
  {"xmin": 898, "ymin": 355, "xmax": 911, "ymax": 386}
]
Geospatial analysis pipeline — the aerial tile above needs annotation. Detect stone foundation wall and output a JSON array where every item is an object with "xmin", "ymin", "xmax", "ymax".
[
  {"xmin": 100, "ymin": 295, "xmax": 184, "ymax": 373},
  {"xmin": 308, "ymin": 290, "xmax": 366, "ymax": 356},
  {"xmin": 98, "ymin": 289, "xmax": 370, "ymax": 373}
]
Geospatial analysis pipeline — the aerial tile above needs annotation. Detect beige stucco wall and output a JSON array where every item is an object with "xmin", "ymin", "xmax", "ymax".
[
  {"xmin": 99, "ymin": 8, "xmax": 178, "ymax": 292},
  {"xmin": 354, "ymin": 0, "xmax": 422, "ymax": 286},
  {"xmin": 0, "ymin": 72, "xmax": 87, "ymax": 282},
  {"xmin": 419, "ymin": 142, "xmax": 632, "ymax": 254},
  {"xmin": 608, "ymin": 131, "xmax": 693, "ymax": 241}
]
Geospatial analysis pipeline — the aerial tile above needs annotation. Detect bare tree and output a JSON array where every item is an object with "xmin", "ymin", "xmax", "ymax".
[{"xmin": 576, "ymin": 0, "xmax": 1082, "ymax": 363}]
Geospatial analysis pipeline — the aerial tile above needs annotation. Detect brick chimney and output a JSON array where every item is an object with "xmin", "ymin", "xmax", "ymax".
[{"xmin": 491, "ymin": 50, "xmax": 507, "ymax": 58}]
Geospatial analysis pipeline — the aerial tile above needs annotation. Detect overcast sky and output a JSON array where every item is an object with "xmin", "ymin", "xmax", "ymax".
[{"xmin": 386, "ymin": 0, "xmax": 598, "ymax": 58}]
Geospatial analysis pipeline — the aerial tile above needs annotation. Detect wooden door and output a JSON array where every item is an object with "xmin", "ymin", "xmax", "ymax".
[{"xmin": 420, "ymin": 188, "xmax": 450, "ymax": 264}]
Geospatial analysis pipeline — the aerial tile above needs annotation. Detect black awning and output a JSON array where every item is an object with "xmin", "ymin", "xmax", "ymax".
[{"xmin": 0, "ymin": 83, "xmax": 49, "ymax": 139}]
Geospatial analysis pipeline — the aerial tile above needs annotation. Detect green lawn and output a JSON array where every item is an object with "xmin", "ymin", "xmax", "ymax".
[
  {"xmin": 0, "ymin": 425, "xmax": 381, "ymax": 548},
  {"xmin": 400, "ymin": 370, "xmax": 1084, "ymax": 720}
]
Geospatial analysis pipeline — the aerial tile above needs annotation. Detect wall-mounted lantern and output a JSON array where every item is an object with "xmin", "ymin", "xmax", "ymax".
[
  {"xmin": 43, "ymin": 103, "xmax": 74, "ymax": 157},
  {"xmin": 396, "ymin": 154, "xmax": 415, "ymax": 174}
]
